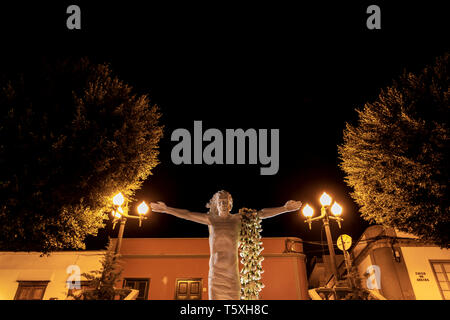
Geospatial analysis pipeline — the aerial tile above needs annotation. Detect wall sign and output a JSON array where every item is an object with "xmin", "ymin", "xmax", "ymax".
[{"xmin": 415, "ymin": 272, "xmax": 430, "ymax": 282}]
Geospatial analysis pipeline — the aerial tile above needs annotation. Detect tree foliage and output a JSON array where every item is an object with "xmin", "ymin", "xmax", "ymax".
[
  {"xmin": 0, "ymin": 57, "xmax": 163, "ymax": 252},
  {"xmin": 339, "ymin": 53, "xmax": 449, "ymax": 248}
]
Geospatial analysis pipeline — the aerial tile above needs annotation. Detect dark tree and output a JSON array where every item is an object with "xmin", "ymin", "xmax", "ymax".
[
  {"xmin": 339, "ymin": 53, "xmax": 449, "ymax": 248},
  {"xmin": 0, "ymin": 57, "xmax": 163, "ymax": 252}
]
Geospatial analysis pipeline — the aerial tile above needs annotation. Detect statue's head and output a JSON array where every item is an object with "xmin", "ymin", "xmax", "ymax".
[{"xmin": 206, "ymin": 190, "xmax": 233, "ymax": 217}]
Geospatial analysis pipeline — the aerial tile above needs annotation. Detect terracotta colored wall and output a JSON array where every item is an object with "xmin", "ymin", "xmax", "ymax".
[
  {"xmin": 121, "ymin": 257, "xmax": 210, "ymax": 299},
  {"xmin": 115, "ymin": 237, "xmax": 308, "ymax": 300},
  {"xmin": 260, "ymin": 255, "xmax": 308, "ymax": 299}
]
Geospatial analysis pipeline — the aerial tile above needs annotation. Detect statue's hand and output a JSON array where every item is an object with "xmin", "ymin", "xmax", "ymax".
[
  {"xmin": 284, "ymin": 200, "xmax": 302, "ymax": 212},
  {"xmin": 151, "ymin": 201, "xmax": 168, "ymax": 213}
]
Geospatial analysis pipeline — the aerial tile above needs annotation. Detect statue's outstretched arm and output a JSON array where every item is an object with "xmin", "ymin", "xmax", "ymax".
[
  {"xmin": 258, "ymin": 200, "xmax": 302, "ymax": 219},
  {"xmin": 150, "ymin": 201, "xmax": 210, "ymax": 225}
]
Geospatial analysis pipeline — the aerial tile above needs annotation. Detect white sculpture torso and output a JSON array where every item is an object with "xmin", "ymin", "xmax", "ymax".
[{"xmin": 207, "ymin": 214, "xmax": 242, "ymax": 300}]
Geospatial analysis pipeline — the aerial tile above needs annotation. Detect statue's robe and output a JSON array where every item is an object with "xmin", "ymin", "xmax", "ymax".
[{"xmin": 207, "ymin": 214, "xmax": 242, "ymax": 300}]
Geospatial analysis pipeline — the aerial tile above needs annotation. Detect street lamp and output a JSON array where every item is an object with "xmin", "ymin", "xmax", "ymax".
[
  {"xmin": 302, "ymin": 192, "xmax": 344, "ymax": 283},
  {"xmin": 111, "ymin": 192, "xmax": 150, "ymax": 254},
  {"xmin": 137, "ymin": 201, "xmax": 150, "ymax": 227}
]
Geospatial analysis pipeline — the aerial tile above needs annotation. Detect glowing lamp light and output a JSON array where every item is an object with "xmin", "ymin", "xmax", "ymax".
[
  {"xmin": 113, "ymin": 210, "xmax": 122, "ymax": 219},
  {"xmin": 113, "ymin": 192, "xmax": 125, "ymax": 206},
  {"xmin": 331, "ymin": 202, "xmax": 343, "ymax": 216},
  {"xmin": 137, "ymin": 201, "xmax": 149, "ymax": 215},
  {"xmin": 319, "ymin": 192, "xmax": 332, "ymax": 207},
  {"xmin": 302, "ymin": 204, "xmax": 314, "ymax": 218}
]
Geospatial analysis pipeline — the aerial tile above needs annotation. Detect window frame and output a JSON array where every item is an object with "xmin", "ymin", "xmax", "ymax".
[
  {"xmin": 67, "ymin": 280, "xmax": 92, "ymax": 297},
  {"xmin": 429, "ymin": 260, "xmax": 450, "ymax": 300},
  {"xmin": 14, "ymin": 281, "xmax": 49, "ymax": 300},
  {"xmin": 122, "ymin": 278, "xmax": 150, "ymax": 300},
  {"xmin": 174, "ymin": 278, "xmax": 203, "ymax": 300}
]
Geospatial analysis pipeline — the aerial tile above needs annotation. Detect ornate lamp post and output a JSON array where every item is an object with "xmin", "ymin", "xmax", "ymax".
[
  {"xmin": 111, "ymin": 192, "xmax": 150, "ymax": 254},
  {"xmin": 302, "ymin": 192, "xmax": 344, "ymax": 283}
]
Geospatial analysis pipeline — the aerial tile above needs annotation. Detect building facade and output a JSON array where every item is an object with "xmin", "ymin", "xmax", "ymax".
[
  {"xmin": 0, "ymin": 251, "xmax": 104, "ymax": 300},
  {"xmin": 116, "ymin": 237, "xmax": 308, "ymax": 300},
  {"xmin": 0, "ymin": 237, "xmax": 309, "ymax": 300},
  {"xmin": 309, "ymin": 225, "xmax": 450, "ymax": 300}
]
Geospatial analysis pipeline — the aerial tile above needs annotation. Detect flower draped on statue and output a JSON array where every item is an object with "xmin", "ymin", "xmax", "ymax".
[{"xmin": 239, "ymin": 208, "xmax": 265, "ymax": 300}]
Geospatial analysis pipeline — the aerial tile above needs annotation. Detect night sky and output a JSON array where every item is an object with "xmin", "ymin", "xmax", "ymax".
[{"xmin": 1, "ymin": 2, "xmax": 448, "ymax": 260}]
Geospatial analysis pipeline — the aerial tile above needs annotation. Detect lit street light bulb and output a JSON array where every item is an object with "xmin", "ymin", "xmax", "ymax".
[
  {"xmin": 113, "ymin": 192, "xmax": 125, "ymax": 206},
  {"xmin": 320, "ymin": 192, "xmax": 332, "ymax": 207},
  {"xmin": 302, "ymin": 204, "xmax": 314, "ymax": 218},
  {"xmin": 137, "ymin": 201, "xmax": 149, "ymax": 215},
  {"xmin": 331, "ymin": 202, "xmax": 343, "ymax": 216},
  {"xmin": 113, "ymin": 210, "xmax": 122, "ymax": 219}
]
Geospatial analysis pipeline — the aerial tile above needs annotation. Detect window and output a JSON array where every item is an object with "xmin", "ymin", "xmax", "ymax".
[
  {"xmin": 175, "ymin": 278, "xmax": 202, "ymax": 300},
  {"xmin": 67, "ymin": 280, "xmax": 92, "ymax": 298},
  {"xmin": 14, "ymin": 281, "xmax": 49, "ymax": 300},
  {"xmin": 123, "ymin": 278, "xmax": 150, "ymax": 300},
  {"xmin": 430, "ymin": 261, "xmax": 450, "ymax": 300}
]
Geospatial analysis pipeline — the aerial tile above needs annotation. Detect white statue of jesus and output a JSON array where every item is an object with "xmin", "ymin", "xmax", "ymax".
[{"xmin": 151, "ymin": 190, "xmax": 301, "ymax": 300}]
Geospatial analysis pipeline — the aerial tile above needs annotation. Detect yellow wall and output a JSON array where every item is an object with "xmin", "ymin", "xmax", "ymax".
[
  {"xmin": 401, "ymin": 246, "xmax": 450, "ymax": 300},
  {"xmin": 0, "ymin": 251, "xmax": 104, "ymax": 300}
]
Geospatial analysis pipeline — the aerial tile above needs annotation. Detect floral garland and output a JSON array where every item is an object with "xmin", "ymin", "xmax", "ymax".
[{"xmin": 239, "ymin": 208, "xmax": 264, "ymax": 300}]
